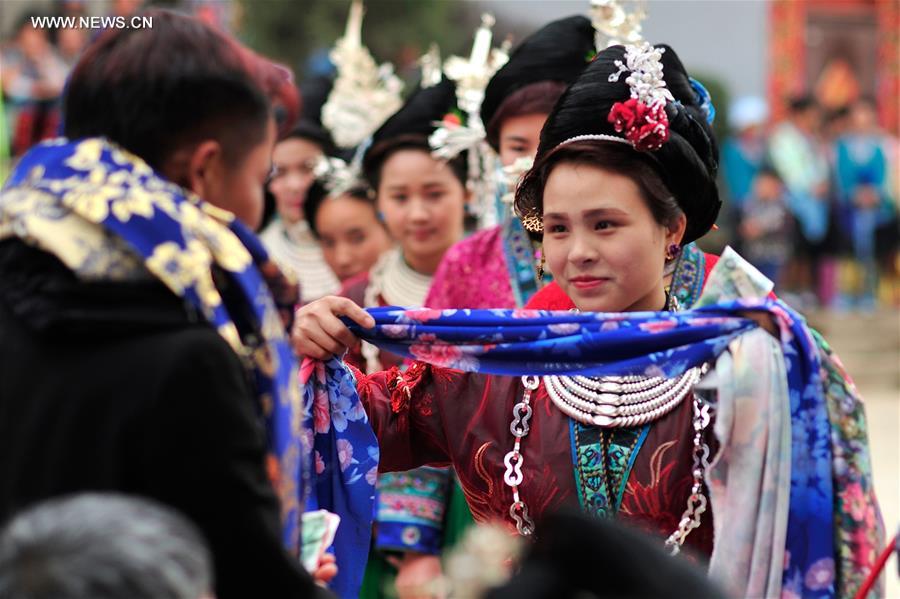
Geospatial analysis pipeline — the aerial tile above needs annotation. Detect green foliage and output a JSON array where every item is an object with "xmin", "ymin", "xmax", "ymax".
[{"xmin": 237, "ymin": 0, "xmax": 476, "ymax": 82}]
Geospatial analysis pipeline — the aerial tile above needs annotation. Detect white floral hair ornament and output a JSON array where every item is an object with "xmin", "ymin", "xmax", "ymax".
[
  {"xmin": 605, "ymin": 42, "xmax": 674, "ymax": 151},
  {"xmin": 312, "ymin": 155, "xmax": 361, "ymax": 198},
  {"xmin": 321, "ymin": 1, "xmax": 404, "ymax": 149},
  {"xmin": 557, "ymin": 42, "xmax": 673, "ymax": 153}
]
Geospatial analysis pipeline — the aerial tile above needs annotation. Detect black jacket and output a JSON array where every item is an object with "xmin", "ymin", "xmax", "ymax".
[{"xmin": 0, "ymin": 240, "xmax": 325, "ymax": 599}]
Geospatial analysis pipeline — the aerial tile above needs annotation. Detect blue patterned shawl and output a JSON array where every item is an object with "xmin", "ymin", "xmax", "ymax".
[{"xmin": 306, "ymin": 293, "xmax": 836, "ymax": 598}]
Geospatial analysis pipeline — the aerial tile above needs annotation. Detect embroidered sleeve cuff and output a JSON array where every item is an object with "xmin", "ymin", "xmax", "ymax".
[
  {"xmin": 375, "ymin": 522, "xmax": 443, "ymax": 555},
  {"xmin": 374, "ymin": 468, "xmax": 449, "ymax": 554}
]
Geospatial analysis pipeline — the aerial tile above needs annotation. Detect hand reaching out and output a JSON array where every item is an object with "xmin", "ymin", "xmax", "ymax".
[{"xmin": 292, "ymin": 296, "xmax": 374, "ymax": 359}]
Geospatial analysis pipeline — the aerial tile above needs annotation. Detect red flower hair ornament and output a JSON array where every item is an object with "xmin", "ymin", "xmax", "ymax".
[{"xmin": 557, "ymin": 43, "xmax": 675, "ymax": 153}]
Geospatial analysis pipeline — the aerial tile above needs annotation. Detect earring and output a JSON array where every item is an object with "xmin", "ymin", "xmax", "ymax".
[
  {"xmin": 521, "ymin": 211, "xmax": 543, "ymax": 234},
  {"xmin": 665, "ymin": 243, "xmax": 681, "ymax": 261}
]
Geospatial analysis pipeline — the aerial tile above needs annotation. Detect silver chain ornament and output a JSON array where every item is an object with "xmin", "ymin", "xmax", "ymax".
[
  {"xmin": 504, "ymin": 375, "xmax": 538, "ymax": 536},
  {"xmin": 664, "ymin": 391, "xmax": 713, "ymax": 554}
]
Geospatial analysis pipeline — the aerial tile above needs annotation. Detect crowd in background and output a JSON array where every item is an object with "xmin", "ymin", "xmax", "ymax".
[
  {"xmin": 721, "ymin": 94, "xmax": 899, "ymax": 311},
  {"xmin": 0, "ymin": 3, "xmax": 895, "ymax": 599},
  {"xmin": 3, "ymin": 6, "xmax": 898, "ymax": 313}
]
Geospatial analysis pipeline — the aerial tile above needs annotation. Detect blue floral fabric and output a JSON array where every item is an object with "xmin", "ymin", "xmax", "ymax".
[
  {"xmin": 1, "ymin": 138, "xmax": 305, "ymax": 551},
  {"xmin": 300, "ymin": 358, "xmax": 378, "ymax": 599},
  {"xmin": 307, "ymin": 299, "xmax": 837, "ymax": 598}
]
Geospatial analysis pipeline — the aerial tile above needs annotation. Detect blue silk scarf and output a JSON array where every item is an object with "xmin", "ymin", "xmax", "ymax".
[
  {"xmin": 2, "ymin": 138, "xmax": 305, "ymax": 552},
  {"xmin": 307, "ymin": 299, "xmax": 836, "ymax": 598}
]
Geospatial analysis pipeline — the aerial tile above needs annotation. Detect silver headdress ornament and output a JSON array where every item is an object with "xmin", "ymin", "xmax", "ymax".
[
  {"xmin": 428, "ymin": 14, "xmax": 510, "ymax": 229},
  {"xmin": 441, "ymin": 14, "xmax": 510, "ymax": 116},
  {"xmin": 502, "ymin": 156, "xmax": 533, "ymax": 207},
  {"xmin": 312, "ymin": 155, "xmax": 362, "ymax": 198},
  {"xmin": 321, "ymin": 1, "xmax": 404, "ymax": 149},
  {"xmin": 556, "ymin": 42, "xmax": 673, "ymax": 154},
  {"xmin": 590, "ymin": 0, "xmax": 647, "ymax": 49},
  {"xmin": 418, "ymin": 43, "xmax": 443, "ymax": 89}
]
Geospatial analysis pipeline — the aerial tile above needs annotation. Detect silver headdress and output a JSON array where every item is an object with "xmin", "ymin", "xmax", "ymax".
[
  {"xmin": 428, "ymin": 14, "xmax": 510, "ymax": 229},
  {"xmin": 418, "ymin": 43, "xmax": 443, "ymax": 90},
  {"xmin": 320, "ymin": 1, "xmax": 404, "ymax": 150},
  {"xmin": 590, "ymin": 0, "xmax": 648, "ymax": 49},
  {"xmin": 312, "ymin": 155, "xmax": 362, "ymax": 198}
]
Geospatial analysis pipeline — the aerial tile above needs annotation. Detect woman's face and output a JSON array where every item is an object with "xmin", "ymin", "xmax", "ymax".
[
  {"xmin": 268, "ymin": 137, "xmax": 322, "ymax": 224},
  {"xmin": 541, "ymin": 162, "xmax": 685, "ymax": 313},
  {"xmin": 498, "ymin": 113, "xmax": 547, "ymax": 166},
  {"xmin": 316, "ymin": 194, "xmax": 392, "ymax": 282},
  {"xmin": 376, "ymin": 149, "xmax": 467, "ymax": 273}
]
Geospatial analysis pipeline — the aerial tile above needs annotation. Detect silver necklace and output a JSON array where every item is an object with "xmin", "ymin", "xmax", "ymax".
[
  {"xmin": 542, "ymin": 367, "xmax": 703, "ymax": 427},
  {"xmin": 501, "ymin": 290, "xmax": 712, "ymax": 547}
]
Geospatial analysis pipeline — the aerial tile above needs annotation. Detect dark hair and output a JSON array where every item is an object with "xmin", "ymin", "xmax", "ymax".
[
  {"xmin": 516, "ymin": 44, "xmax": 720, "ymax": 244},
  {"xmin": 788, "ymin": 95, "xmax": 818, "ymax": 114},
  {"xmin": 823, "ymin": 105, "xmax": 851, "ymax": 126},
  {"xmin": 278, "ymin": 76, "xmax": 337, "ymax": 151},
  {"xmin": 363, "ymin": 79, "xmax": 466, "ymax": 192},
  {"xmin": 485, "ymin": 80, "xmax": 568, "ymax": 151},
  {"xmin": 516, "ymin": 141, "xmax": 683, "ymax": 241},
  {"xmin": 303, "ymin": 182, "xmax": 377, "ymax": 238},
  {"xmin": 362, "ymin": 134, "xmax": 467, "ymax": 192},
  {"xmin": 481, "ymin": 15, "xmax": 596, "ymax": 144},
  {"xmin": 755, "ymin": 165, "xmax": 782, "ymax": 182},
  {"xmin": 15, "ymin": 12, "xmax": 47, "ymax": 35},
  {"xmin": 279, "ymin": 121, "xmax": 336, "ymax": 156},
  {"xmin": 64, "ymin": 9, "xmax": 298, "ymax": 171}
]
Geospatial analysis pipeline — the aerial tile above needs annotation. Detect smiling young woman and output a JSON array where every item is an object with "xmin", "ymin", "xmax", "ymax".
[
  {"xmin": 425, "ymin": 15, "xmax": 596, "ymax": 312},
  {"xmin": 293, "ymin": 40, "xmax": 883, "ymax": 599}
]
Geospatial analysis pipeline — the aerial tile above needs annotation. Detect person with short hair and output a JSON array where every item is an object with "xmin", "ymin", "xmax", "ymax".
[
  {"xmin": 739, "ymin": 167, "xmax": 794, "ymax": 286},
  {"xmin": 767, "ymin": 95, "xmax": 834, "ymax": 306},
  {"xmin": 0, "ymin": 10, "xmax": 330, "ymax": 599},
  {"xmin": 0, "ymin": 493, "xmax": 213, "ymax": 599}
]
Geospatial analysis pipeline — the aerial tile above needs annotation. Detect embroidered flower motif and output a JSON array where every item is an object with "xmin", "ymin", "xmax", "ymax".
[
  {"xmin": 337, "ymin": 438, "xmax": 354, "ymax": 472},
  {"xmin": 178, "ymin": 201, "xmax": 251, "ymax": 272},
  {"xmin": 312, "ymin": 390, "xmax": 331, "ymax": 434},
  {"xmin": 61, "ymin": 181, "xmax": 117, "ymax": 223},
  {"xmin": 366, "ymin": 465, "xmax": 378, "ymax": 486},
  {"xmin": 547, "ymin": 323, "xmax": 581, "ymax": 335},
  {"xmin": 803, "ymin": 558, "xmax": 835, "ymax": 591},
  {"xmin": 382, "ymin": 324, "xmax": 411, "ymax": 338},
  {"xmin": 409, "ymin": 334, "xmax": 478, "ymax": 370},
  {"xmin": 442, "ymin": 112, "xmax": 462, "ymax": 127},
  {"xmin": 331, "ymin": 391, "xmax": 366, "ymax": 432},
  {"xmin": 638, "ymin": 318, "xmax": 678, "ymax": 333},
  {"xmin": 401, "ymin": 525, "xmax": 422, "ymax": 547},
  {"xmin": 315, "ymin": 451, "xmax": 325, "ymax": 475},
  {"xmin": 145, "ymin": 241, "xmax": 202, "ymax": 295},
  {"xmin": 404, "ymin": 309, "xmax": 445, "ymax": 322},
  {"xmin": 65, "ymin": 138, "xmax": 105, "ymax": 171},
  {"xmin": 840, "ymin": 482, "xmax": 868, "ymax": 521},
  {"xmin": 109, "ymin": 187, "xmax": 155, "ymax": 222}
]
